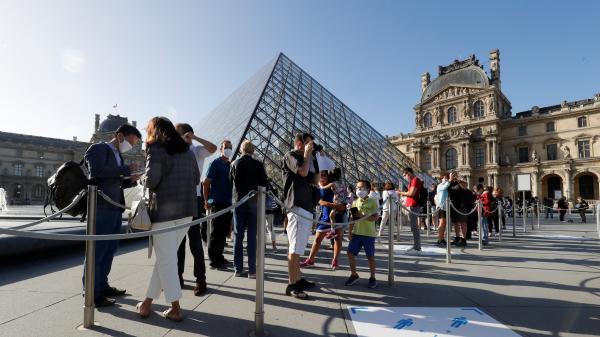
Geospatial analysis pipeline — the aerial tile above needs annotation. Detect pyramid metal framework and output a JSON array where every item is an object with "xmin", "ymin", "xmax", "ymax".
[{"xmin": 194, "ymin": 53, "xmax": 431, "ymax": 190}]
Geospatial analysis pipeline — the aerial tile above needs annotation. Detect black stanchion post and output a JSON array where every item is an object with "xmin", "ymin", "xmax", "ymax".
[
  {"xmin": 83, "ymin": 185, "xmax": 97, "ymax": 329},
  {"xmin": 253, "ymin": 187, "xmax": 267, "ymax": 337}
]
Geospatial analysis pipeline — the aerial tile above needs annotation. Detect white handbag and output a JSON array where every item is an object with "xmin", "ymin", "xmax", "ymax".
[{"xmin": 129, "ymin": 181, "xmax": 154, "ymax": 231}]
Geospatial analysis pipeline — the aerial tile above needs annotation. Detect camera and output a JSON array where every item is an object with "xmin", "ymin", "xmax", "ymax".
[{"xmin": 313, "ymin": 143, "xmax": 323, "ymax": 152}]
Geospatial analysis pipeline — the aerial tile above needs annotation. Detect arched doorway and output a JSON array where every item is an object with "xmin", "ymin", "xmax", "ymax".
[
  {"xmin": 574, "ymin": 173, "xmax": 598, "ymax": 200},
  {"xmin": 542, "ymin": 174, "xmax": 563, "ymax": 200}
]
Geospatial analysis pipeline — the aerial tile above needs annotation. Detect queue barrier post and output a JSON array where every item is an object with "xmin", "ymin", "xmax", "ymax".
[
  {"xmin": 388, "ymin": 200, "xmax": 395, "ymax": 286},
  {"xmin": 253, "ymin": 187, "xmax": 267, "ymax": 337},
  {"xmin": 477, "ymin": 199, "xmax": 483, "ymax": 251},
  {"xmin": 445, "ymin": 199, "xmax": 452, "ymax": 264},
  {"xmin": 537, "ymin": 200, "xmax": 541, "ymax": 230},
  {"xmin": 83, "ymin": 185, "xmax": 97, "ymax": 329},
  {"xmin": 498, "ymin": 201, "xmax": 503, "ymax": 242},
  {"xmin": 596, "ymin": 203, "xmax": 600, "ymax": 240},
  {"xmin": 426, "ymin": 201, "xmax": 431, "ymax": 238}
]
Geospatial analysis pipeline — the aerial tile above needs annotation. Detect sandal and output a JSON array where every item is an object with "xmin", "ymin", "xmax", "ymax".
[
  {"xmin": 135, "ymin": 302, "xmax": 150, "ymax": 319},
  {"xmin": 162, "ymin": 308, "xmax": 183, "ymax": 322}
]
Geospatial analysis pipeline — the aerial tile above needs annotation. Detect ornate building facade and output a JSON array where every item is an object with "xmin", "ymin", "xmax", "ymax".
[
  {"xmin": 0, "ymin": 114, "xmax": 144, "ymax": 205},
  {"xmin": 390, "ymin": 50, "xmax": 600, "ymax": 202}
]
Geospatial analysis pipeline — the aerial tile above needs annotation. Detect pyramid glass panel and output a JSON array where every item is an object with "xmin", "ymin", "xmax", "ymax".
[{"xmin": 195, "ymin": 53, "xmax": 431, "ymax": 189}]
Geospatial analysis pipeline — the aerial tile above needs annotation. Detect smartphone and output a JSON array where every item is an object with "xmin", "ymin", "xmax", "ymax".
[{"xmin": 350, "ymin": 207, "xmax": 359, "ymax": 218}]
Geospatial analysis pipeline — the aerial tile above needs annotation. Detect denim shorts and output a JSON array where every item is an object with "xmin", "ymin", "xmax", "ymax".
[{"xmin": 347, "ymin": 235, "xmax": 376, "ymax": 257}]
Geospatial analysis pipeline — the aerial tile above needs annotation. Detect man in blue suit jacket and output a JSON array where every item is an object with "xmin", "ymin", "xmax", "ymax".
[{"xmin": 84, "ymin": 124, "xmax": 142, "ymax": 307}]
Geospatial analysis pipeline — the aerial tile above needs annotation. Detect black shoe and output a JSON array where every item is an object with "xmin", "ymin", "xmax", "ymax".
[
  {"xmin": 437, "ymin": 239, "xmax": 447, "ymax": 247},
  {"xmin": 456, "ymin": 239, "xmax": 467, "ymax": 247},
  {"xmin": 102, "ymin": 286, "xmax": 126, "ymax": 297},
  {"xmin": 285, "ymin": 283, "xmax": 309, "ymax": 299},
  {"xmin": 94, "ymin": 296, "xmax": 116, "ymax": 307},
  {"xmin": 296, "ymin": 278, "xmax": 315, "ymax": 290}
]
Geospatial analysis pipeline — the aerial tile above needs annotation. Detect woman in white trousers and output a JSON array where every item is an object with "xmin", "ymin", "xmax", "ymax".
[{"xmin": 136, "ymin": 117, "xmax": 200, "ymax": 322}]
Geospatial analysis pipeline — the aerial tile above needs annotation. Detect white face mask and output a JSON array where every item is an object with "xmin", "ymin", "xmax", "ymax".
[
  {"xmin": 356, "ymin": 189, "xmax": 368, "ymax": 199},
  {"xmin": 223, "ymin": 148, "xmax": 233, "ymax": 159},
  {"xmin": 119, "ymin": 139, "xmax": 133, "ymax": 153}
]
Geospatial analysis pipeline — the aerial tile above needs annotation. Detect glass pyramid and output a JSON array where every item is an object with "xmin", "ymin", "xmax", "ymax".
[{"xmin": 194, "ymin": 53, "xmax": 431, "ymax": 190}]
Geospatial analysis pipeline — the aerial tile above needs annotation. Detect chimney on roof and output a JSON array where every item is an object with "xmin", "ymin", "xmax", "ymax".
[
  {"xmin": 421, "ymin": 72, "xmax": 430, "ymax": 93},
  {"xmin": 73, "ymin": 136, "xmax": 77, "ymax": 141},
  {"xmin": 489, "ymin": 49, "xmax": 501, "ymax": 90}
]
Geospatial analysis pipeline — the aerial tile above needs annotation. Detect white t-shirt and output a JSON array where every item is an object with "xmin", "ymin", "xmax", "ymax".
[
  {"xmin": 369, "ymin": 190, "xmax": 381, "ymax": 201},
  {"xmin": 190, "ymin": 144, "xmax": 212, "ymax": 196}
]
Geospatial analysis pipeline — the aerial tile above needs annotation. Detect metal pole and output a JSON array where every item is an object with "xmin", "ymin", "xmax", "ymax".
[
  {"xmin": 388, "ymin": 200, "xmax": 395, "ymax": 286},
  {"xmin": 498, "ymin": 201, "xmax": 503, "ymax": 242},
  {"xmin": 522, "ymin": 191, "xmax": 527, "ymax": 233},
  {"xmin": 83, "ymin": 185, "xmax": 97, "ymax": 329},
  {"xmin": 596, "ymin": 203, "xmax": 600, "ymax": 240},
  {"xmin": 207, "ymin": 206, "xmax": 213, "ymax": 252},
  {"xmin": 512, "ymin": 192, "xmax": 516, "ymax": 237},
  {"xmin": 477, "ymin": 199, "xmax": 483, "ymax": 251},
  {"xmin": 397, "ymin": 201, "xmax": 402, "ymax": 243},
  {"xmin": 254, "ymin": 187, "xmax": 266, "ymax": 337},
  {"xmin": 537, "ymin": 200, "xmax": 541, "ymax": 230},
  {"xmin": 426, "ymin": 201, "xmax": 431, "ymax": 238},
  {"xmin": 445, "ymin": 198, "xmax": 452, "ymax": 264}
]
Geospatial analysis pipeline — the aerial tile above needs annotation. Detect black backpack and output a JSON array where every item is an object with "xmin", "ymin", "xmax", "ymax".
[
  {"xmin": 44, "ymin": 144, "xmax": 108, "ymax": 218},
  {"xmin": 45, "ymin": 161, "xmax": 89, "ymax": 217}
]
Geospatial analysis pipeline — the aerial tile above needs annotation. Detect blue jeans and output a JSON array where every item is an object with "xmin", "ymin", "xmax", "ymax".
[
  {"xmin": 82, "ymin": 207, "xmax": 123, "ymax": 297},
  {"xmin": 481, "ymin": 216, "xmax": 490, "ymax": 242},
  {"xmin": 233, "ymin": 202, "xmax": 257, "ymax": 274}
]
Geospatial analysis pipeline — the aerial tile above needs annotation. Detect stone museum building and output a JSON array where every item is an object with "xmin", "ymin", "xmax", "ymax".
[
  {"xmin": 0, "ymin": 114, "xmax": 144, "ymax": 205},
  {"xmin": 390, "ymin": 49, "xmax": 600, "ymax": 202}
]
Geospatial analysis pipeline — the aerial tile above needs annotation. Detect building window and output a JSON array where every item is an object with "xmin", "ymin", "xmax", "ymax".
[
  {"xmin": 34, "ymin": 185, "xmax": 44, "ymax": 198},
  {"xmin": 546, "ymin": 144, "xmax": 558, "ymax": 160},
  {"xmin": 474, "ymin": 148, "xmax": 485, "ymax": 167},
  {"xmin": 447, "ymin": 107, "xmax": 457, "ymax": 124},
  {"xmin": 546, "ymin": 122, "xmax": 555, "ymax": 132},
  {"xmin": 35, "ymin": 166, "xmax": 44, "ymax": 178},
  {"xmin": 445, "ymin": 148, "xmax": 458, "ymax": 170},
  {"xmin": 473, "ymin": 100, "xmax": 484, "ymax": 119},
  {"xmin": 577, "ymin": 116, "xmax": 587, "ymax": 128},
  {"xmin": 422, "ymin": 152, "xmax": 432, "ymax": 171},
  {"xmin": 14, "ymin": 163, "xmax": 24, "ymax": 176},
  {"xmin": 518, "ymin": 147, "xmax": 529, "ymax": 163},
  {"xmin": 518, "ymin": 125, "xmax": 527, "ymax": 136},
  {"xmin": 422, "ymin": 112, "xmax": 432, "ymax": 128},
  {"xmin": 578, "ymin": 140, "xmax": 590, "ymax": 158}
]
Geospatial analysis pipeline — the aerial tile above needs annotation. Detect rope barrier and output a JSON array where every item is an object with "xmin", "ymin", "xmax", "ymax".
[
  {"xmin": 268, "ymin": 191, "xmax": 382, "ymax": 226},
  {"xmin": 449, "ymin": 201, "xmax": 478, "ymax": 216},
  {"xmin": 0, "ymin": 191, "xmax": 256, "ymax": 241},
  {"xmin": 12, "ymin": 190, "xmax": 88, "ymax": 230},
  {"xmin": 98, "ymin": 191, "xmax": 130, "ymax": 210}
]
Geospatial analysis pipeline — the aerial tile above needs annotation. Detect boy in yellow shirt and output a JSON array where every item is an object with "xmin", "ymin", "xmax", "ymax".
[{"xmin": 345, "ymin": 180, "xmax": 380, "ymax": 289}]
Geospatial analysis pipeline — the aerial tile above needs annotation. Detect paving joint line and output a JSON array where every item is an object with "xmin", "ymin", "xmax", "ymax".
[{"xmin": 0, "ymin": 292, "xmax": 81, "ymax": 326}]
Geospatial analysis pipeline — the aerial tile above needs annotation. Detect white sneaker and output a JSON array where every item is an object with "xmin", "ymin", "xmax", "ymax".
[{"xmin": 406, "ymin": 248, "xmax": 422, "ymax": 256}]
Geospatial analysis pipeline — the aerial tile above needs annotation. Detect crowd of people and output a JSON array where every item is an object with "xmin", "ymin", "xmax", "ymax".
[{"xmin": 81, "ymin": 120, "xmax": 594, "ymax": 321}]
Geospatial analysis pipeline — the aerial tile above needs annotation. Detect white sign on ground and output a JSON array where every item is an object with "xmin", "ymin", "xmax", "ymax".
[
  {"xmin": 525, "ymin": 234, "xmax": 591, "ymax": 240},
  {"xmin": 516, "ymin": 174, "xmax": 531, "ymax": 192},
  {"xmin": 348, "ymin": 307, "xmax": 521, "ymax": 337},
  {"xmin": 386, "ymin": 244, "xmax": 462, "ymax": 256}
]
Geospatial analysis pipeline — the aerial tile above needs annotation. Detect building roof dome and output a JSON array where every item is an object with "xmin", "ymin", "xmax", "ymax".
[
  {"xmin": 98, "ymin": 114, "xmax": 129, "ymax": 133},
  {"xmin": 421, "ymin": 57, "xmax": 490, "ymax": 102}
]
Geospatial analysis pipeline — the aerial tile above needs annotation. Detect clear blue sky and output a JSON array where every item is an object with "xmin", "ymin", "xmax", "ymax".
[{"xmin": 0, "ymin": 0, "xmax": 598, "ymax": 141}]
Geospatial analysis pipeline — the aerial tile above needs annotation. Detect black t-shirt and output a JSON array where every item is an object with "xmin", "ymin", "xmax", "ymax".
[{"xmin": 282, "ymin": 150, "xmax": 313, "ymax": 212}]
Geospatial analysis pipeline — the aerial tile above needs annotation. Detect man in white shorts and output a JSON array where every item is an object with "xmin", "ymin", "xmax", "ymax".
[{"xmin": 282, "ymin": 133, "xmax": 318, "ymax": 299}]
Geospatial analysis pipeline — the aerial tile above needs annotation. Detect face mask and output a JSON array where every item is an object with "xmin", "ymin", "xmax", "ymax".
[
  {"xmin": 356, "ymin": 189, "xmax": 368, "ymax": 199},
  {"xmin": 119, "ymin": 139, "xmax": 133, "ymax": 153},
  {"xmin": 223, "ymin": 148, "xmax": 233, "ymax": 159}
]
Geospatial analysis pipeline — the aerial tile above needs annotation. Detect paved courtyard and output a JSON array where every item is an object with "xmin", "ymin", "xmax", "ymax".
[{"xmin": 0, "ymin": 214, "xmax": 599, "ymax": 337}]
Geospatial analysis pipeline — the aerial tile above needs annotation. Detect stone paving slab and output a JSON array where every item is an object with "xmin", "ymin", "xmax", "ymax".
[{"xmin": 0, "ymin": 219, "xmax": 599, "ymax": 337}]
